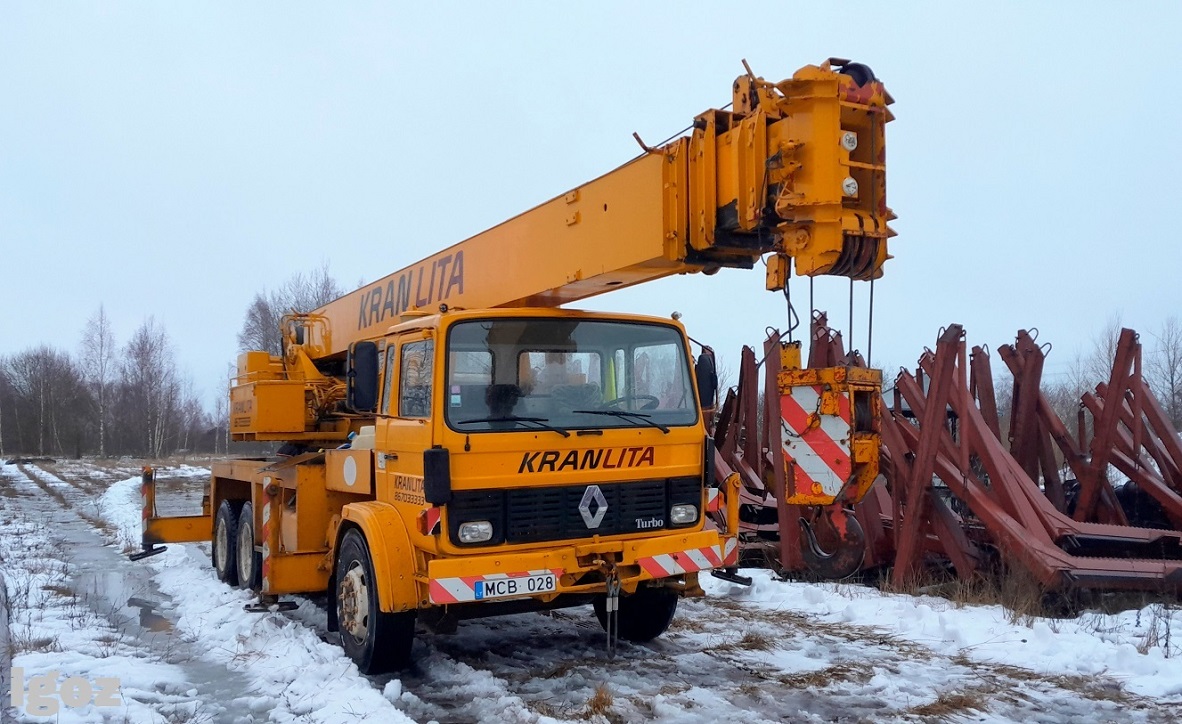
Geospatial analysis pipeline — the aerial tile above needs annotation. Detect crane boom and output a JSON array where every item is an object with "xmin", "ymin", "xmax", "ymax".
[{"xmin": 310, "ymin": 58, "xmax": 894, "ymax": 358}]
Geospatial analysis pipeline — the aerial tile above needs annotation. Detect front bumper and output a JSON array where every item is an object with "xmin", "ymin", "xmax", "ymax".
[{"xmin": 426, "ymin": 529, "xmax": 739, "ymax": 605}]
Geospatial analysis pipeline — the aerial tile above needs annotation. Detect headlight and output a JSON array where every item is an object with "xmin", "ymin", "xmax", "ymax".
[
  {"xmin": 670, "ymin": 504, "xmax": 698, "ymax": 525},
  {"xmin": 458, "ymin": 521, "xmax": 493, "ymax": 543}
]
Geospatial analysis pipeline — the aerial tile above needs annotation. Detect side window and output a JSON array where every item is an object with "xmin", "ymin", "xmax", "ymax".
[
  {"xmin": 380, "ymin": 345, "xmax": 398, "ymax": 414},
  {"xmin": 399, "ymin": 340, "xmax": 434, "ymax": 418},
  {"xmin": 632, "ymin": 342, "xmax": 690, "ymax": 409}
]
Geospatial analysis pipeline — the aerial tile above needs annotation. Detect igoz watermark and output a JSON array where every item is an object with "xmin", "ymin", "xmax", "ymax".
[{"xmin": 9, "ymin": 668, "xmax": 122, "ymax": 716}]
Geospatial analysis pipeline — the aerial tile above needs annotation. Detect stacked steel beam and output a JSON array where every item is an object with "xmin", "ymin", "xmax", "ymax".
[{"xmin": 717, "ymin": 315, "xmax": 1182, "ymax": 594}]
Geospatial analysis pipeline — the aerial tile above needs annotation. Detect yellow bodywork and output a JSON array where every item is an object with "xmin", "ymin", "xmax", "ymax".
[{"xmin": 139, "ymin": 58, "xmax": 891, "ymax": 621}]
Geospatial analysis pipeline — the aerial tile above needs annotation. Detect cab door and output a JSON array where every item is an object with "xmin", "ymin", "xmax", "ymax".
[{"xmin": 375, "ymin": 333, "xmax": 436, "ymax": 507}]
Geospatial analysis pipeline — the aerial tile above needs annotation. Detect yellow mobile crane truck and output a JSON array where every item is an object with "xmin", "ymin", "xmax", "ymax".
[{"xmin": 135, "ymin": 58, "xmax": 894, "ymax": 673}]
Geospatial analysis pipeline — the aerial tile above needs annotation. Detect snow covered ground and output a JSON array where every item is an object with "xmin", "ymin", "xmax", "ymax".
[{"xmin": 2, "ymin": 460, "xmax": 1181, "ymax": 722}]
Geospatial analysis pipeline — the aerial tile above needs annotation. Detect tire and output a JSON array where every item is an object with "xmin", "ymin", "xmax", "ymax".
[
  {"xmin": 335, "ymin": 528, "xmax": 416, "ymax": 673},
  {"xmin": 213, "ymin": 500, "xmax": 242, "ymax": 586},
  {"xmin": 593, "ymin": 585, "xmax": 678, "ymax": 643},
  {"xmin": 236, "ymin": 502, "xmax": 262, "ymax": 591}
]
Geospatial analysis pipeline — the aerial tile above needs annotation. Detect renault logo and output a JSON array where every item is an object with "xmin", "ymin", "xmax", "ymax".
[{"xmin": 578, "ymin": 485, "xmax": 608, "ymax": 529}]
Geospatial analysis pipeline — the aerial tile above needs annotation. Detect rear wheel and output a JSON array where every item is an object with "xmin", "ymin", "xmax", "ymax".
[
  {"xmin": 213, "ymin": 500, "xmax": 242, "ymax": 585},
  {"xmin": 335, "ymin": 528, "xmax": 416, "ymax": 673},
  {"xmin": 593, "ymin": 585, "xmax": 679, "ymax": 642},
  {"xmin": 236, "ymin": 502, "xmax": 262, "ymax": 591}
]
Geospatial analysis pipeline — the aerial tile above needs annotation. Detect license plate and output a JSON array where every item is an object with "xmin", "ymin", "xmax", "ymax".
[{"xmin": 474, "ymin": 573, "xmax": 557, "ymax": 601}]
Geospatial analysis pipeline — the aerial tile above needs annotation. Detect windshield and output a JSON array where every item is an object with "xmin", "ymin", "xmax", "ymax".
[{"xmin": 445, "ymin": 318, "xmax": 698, "ymax": 432}]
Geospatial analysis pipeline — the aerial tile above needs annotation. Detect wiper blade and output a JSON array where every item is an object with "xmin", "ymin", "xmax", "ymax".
[
  {"xmin": 456, "ymin": 415, "xmax": 571, "ymax": 438},
  {"xmin": 571, "ymin": 409, "xmax": 670, "ymax": 434}
]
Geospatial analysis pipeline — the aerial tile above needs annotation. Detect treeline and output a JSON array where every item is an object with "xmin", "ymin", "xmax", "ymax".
[
  {"xmin": 0, "ymin": 264, "xmax": 344, "ymax": 461},
  {"xmin": 0, "ymin": 308, "xmax": 214, "ymax": 459}
]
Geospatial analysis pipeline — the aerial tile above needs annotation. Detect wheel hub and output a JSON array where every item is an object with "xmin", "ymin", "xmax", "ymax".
[{"xmin": 339, "ymin": 564, "xmax": 369, "ymax": 640}]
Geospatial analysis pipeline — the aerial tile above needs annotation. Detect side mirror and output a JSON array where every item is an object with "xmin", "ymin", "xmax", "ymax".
[
  {"xmin": 695, "ymin": 349, "xmax": 718, "ymax": 409},
  {"xmin": 346, "ymin": 341, "xmax": 380, "ymax": 413},
  {"xmin": 423, "ymin": 447, "xmax": 452, "ymax": 505}
]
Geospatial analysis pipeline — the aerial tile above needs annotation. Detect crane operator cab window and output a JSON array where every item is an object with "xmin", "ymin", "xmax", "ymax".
[{"xmin": 446, "ymin": 318, "xmax": 698, "ymax": 433}]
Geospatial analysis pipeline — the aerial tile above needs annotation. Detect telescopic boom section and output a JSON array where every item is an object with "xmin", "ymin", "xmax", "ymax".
[{"xmin": 307, "ymin": 58, "xmax": 894, "ymax": 358}]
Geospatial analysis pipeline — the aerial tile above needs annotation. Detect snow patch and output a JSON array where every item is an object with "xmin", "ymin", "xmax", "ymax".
[
  {"xmin": 704, "ymin": 570, "xmax": 1182, "ymax": 701},
  {"xmin": 99, "ymin": 474, "xmax": 416, "ymax": 723}
]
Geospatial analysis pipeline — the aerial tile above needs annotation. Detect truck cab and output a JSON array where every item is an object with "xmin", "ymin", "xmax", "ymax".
[{"xmin": 327, "ymin": 308, "xmax": 731, "ymax": 671}]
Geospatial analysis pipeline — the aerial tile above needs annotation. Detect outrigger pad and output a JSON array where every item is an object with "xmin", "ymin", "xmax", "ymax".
[
  {"xmin": 129, "ymin": 545, "xmax": 167, "ymax": 561},
  {"xmin": 710, "ymin": 568, "xmax": 753, "ymax": 586}
]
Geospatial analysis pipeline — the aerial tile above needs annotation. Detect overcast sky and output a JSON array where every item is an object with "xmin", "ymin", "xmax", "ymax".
[{"xmin": 2, "ymin": 3, "xmax": 1180, "ymax": 409}]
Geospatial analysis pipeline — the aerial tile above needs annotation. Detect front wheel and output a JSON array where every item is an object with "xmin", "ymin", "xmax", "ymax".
[
  {"xmin": 335, "ymin": 529, "xmax": 416, "ymax": 673},
  {"xmin": 593, "ymin": 585, "xmax": 678, "ymax": 642}
]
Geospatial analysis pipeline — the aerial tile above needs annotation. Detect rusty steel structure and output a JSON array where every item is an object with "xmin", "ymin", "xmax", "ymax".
[
  {"xmin": 709, "ymin": 312, "xmax": 885, "ymax": 579},
  {"xmin": 712, "ymin": 314, "xmax": 1182, "ymax": 595}
]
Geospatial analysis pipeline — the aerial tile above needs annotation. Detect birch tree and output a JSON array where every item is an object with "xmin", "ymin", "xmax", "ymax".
[
  {"xmin": 4, "ymin": 346, "xmax": 88, "ymax": 456},
  {"xmin": 80, "ymin": 305, "xmax": 117, "ymax": 457},
  {"xmin": 119, "ymin": 318, "xmax": 180, "ymax": 458},
  {"xmin": 1148, "ymin": 316, "xmax": 1182, "ymax": 428}
]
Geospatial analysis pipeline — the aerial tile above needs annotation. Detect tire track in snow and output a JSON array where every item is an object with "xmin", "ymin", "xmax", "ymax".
[
  {"xmin": 0, "ymin": 464, "xmax": 250, "ymax": 723},
  {"xmin": 7, "ymin": 463, "xmax": 413, "ymax": 723}
]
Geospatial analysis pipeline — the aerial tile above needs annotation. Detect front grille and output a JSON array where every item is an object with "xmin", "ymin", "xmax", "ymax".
[{"xmin": 448, "ymin": 478, "xmax": 701, "ymax": 546}]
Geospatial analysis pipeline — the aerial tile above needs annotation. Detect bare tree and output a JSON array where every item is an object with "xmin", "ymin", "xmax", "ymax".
[
  {"xmin": 212, "ymin": 394, "xmax": 227, "ymax": 455},
  {"xmin": 281, "ymin": 261, "xmax": 344, "ymax": 313},
  {"xmin": 1072, "ymin": 314, "xmax": 1124, "ymax": 390},
  {"xmin": 80, "ymin": 305, "xmax": 117, "ymax": 457},
  {"xmin": 174, "ymin": 377, "xmax": 208, "ymax": 456},
  {"xmin": 4, "ymin": 346, "xmax": 89, "ymax": 456},
  {"xmin": 0, "ymin": 358, "xmax": 9, "ymax": 458},
  {"xmin": 1148, "ymin": 316, "xmax": 1182, "ymax": 428},
  {"xmin": 238, "ymin": 293, "xmax": 284, "ymax": 356},
  {"xmin": 237, "ymin": 262, "xmax": 344, "ymax": 355},
  {"xmin": 119, "ymin": 318, "xmax": 180, "ymax": 458}
]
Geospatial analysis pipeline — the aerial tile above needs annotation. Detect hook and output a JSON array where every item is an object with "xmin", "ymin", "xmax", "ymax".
[{"xmin": 798, "ymin": 506, "xmax": 865, "ymax": 579}]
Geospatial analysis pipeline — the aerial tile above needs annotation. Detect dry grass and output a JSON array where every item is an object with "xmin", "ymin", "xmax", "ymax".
[
  {"xmin": 539, "ymin": 661, "xmax": 576, "ymax": 679},
  {"xmin": 668, "ymin": 616, "xmax": 707, "ymax": 632},
  {"xmin": 10, "ymin": 628, "xmax": 62, "ymax": 655},
  {"xmin": 18, "ymin": 467, "xmax": 68, "ymax": 506},
  {"xmin": 879, "ymin": 560, "xmax": 1072, "ymax": 628},
  {"xmin": 528, "ymin": 700, "xmax": 561, "ymax": 719},
  {"xmin": 996, "ymin": 565, "xmax": 1050, "ymax": 626},
  {"xmin": 911, "ymin": 689, "xmax": 989, "ymax": 717},
  {"xmin": 781, "ymin": 662, "xmax": 875, "ymax": 689},
  {"xmin": 736, "ymin": 682, "xmax": 763, "ymax": 698},
  {"xmin": 583, "ymin": 683, "xmax": 614, "ymax": 719},
  {"xmin": 728, "ymin": 630, "xmax": 774, "ymax": 652},
  {"xmin": 40, "ymin": 583, "xmax": 74, "ymax": 597},
  {"xmin": 952, "ymin": 655, "xmax": 1139, "ymax": 708},
  {"xmin": 1134, "ymin": 604, "xmax": 1175, "ymax": 657}
]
